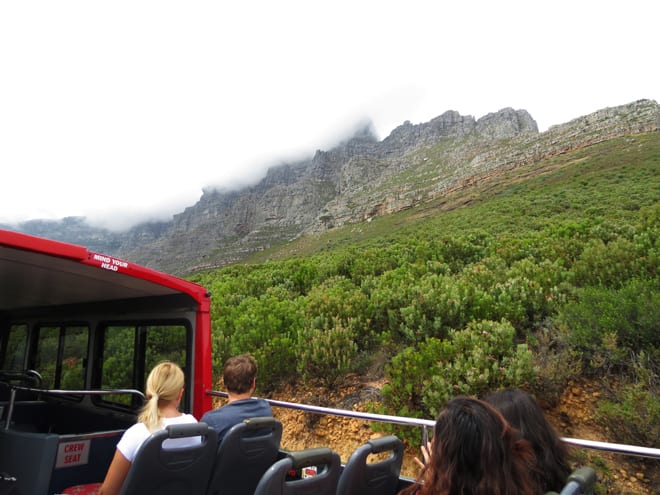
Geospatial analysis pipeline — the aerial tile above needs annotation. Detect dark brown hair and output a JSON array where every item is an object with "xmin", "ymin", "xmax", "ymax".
[
  {"xmin": 223, "ymin": 354, "xmax": 257, "ymax": 394},
  {"xmin": 400, "ymin": 396, "xmax": 538, "ymax": 495},
  {"xmin": 485, "ymin": 389, "xmax": 571, "ymax": 493}
]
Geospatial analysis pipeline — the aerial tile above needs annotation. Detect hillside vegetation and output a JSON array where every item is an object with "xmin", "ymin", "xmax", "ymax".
[{"xmin": 190, "ymin": 132, "xmax": 659, "ymax": 472}]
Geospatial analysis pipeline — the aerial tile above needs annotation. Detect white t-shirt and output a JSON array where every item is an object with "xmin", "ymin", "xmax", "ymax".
[{"xmin": 116, "ymin": 414, "xmax": 200, "ymax": 462}]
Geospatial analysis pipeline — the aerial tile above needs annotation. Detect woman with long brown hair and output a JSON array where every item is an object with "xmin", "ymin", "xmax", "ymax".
[
  {"xmin": 400, "ymin": 396, "xmax": 539, "ymax": 495},
  {"xmin": 485, "ymin": 389, "xmax": 571, "ymax": 494}
]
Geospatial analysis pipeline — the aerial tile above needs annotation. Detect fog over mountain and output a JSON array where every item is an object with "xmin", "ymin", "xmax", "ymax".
[{"xmin": 4, "ymin": 100, "xmax": 659, "ymax": 275}]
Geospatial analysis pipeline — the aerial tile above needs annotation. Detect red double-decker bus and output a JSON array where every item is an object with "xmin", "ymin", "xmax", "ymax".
[{"xmin": 0, "ymin": 228, "xmax": 213, "ymax": 493}]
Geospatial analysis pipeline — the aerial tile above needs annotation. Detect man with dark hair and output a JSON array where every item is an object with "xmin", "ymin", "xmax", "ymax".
[{"xmin": 201, "ymin": 354, "xmax": 273, "ymax": 443}]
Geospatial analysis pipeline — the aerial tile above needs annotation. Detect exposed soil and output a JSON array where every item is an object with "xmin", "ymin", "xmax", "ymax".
[{"xmin": 258, "ymin": 375, "xmax": 659, "ymax": 495}]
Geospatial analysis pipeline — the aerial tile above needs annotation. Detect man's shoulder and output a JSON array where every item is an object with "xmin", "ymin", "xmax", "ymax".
[
  {"xmin": 201, "ymin": 407, "xmax": 225, "ymax": 420},
  {"xmin": 201, "ymin": 399, "xmax": 271, "ymax": 419},
  {"xmin": 253, "ymin": 398, "xmax": 273, "ymax": 410},
  {"xmin": 201, "ymin": 400, "xmax": 249, "ymax": 419},
  {"xmin": 239, "ymin": 397, "xmax": 272, "ymax": 410}
]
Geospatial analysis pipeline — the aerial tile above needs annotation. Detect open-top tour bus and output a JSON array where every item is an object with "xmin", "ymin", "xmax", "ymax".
[
  {"xmin": 0, "ymin": 229, "xmax": 212, "ymax": 493},
  {"xmin": 1, "ymin": 228, "xmax": 658, "ymax": 495}
]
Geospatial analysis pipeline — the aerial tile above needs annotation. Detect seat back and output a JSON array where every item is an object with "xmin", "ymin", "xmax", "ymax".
[
  {"xmin": 336, "ymin": 435, "xmax": 404, "ymax": 495},
  {"xmin": 205, "ymin": 416, "xmax": 282, "ymax": 495},
  {"xmin": 254, "ymin": 447, "xmax": 340, "ymax": 495},
  {"xmin": 119, "ymin": 422, "xmax": 217, "ymax": 495},
  {"xmin": 545, "ymin": 466, "xmax": 597, "ymax": 495}
]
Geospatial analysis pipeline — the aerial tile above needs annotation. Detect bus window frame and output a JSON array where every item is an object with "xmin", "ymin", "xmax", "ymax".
[
  {"xmin": 33, "ymin": 323, "xmax": 90, "ymax": 391},
  {"xmin": 0, "ymin": 322, "xmax": 29, "ymax": 371},
  {"xmin": 92, "ymin": 318, "xmax": 194, "ymax": 412}
]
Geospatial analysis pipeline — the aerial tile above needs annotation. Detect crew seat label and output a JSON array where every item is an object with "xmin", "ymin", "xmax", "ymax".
[{"xmin": 55, "ymin": 439, "xmax": 91, "ymax": 468}]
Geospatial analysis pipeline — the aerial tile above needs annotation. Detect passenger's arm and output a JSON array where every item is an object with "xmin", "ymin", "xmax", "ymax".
[{"xmin": 98, "ymin": 449, "xmax": 131, "ymax": 495}]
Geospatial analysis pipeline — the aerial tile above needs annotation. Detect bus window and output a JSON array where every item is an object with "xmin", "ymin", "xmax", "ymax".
[
  {"xmin": 35, "ymin": 325, "xmax": 89, "ymax": 389},
  {"xmin": 145, "ymin": 325, "xmax": 189, "ymax": 408},
  {"xmin": 2, "ymin": 324, "xmax": 28, "ymax": 370},
  {"xmin": 101, "ymin": 326, "xmax": 136, "ymax": 405},
  {"xmin": 61, "ymin": 327, "xmax": 88, "ymax": 389},
  {"xmin": 145, "ymin": 325, "xmax": 188, "ymax": 375},
  {"xmin": 35, "ymin": 327, "xmax": 59, "ymax": 388},
  {"xmin": 100, "ymin": 324, "xmax": 190, "ymax": 408}
]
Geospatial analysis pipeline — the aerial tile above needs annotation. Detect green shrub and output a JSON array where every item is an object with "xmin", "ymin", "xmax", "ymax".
[
  {"xmin": 395, "ymin": 273, "xmax": 477, "ymax": 343},
  {"xmin": 423, "ymin": 320, "xmax": 537, "ymax": 416},
  {"xmin": 558, "ymin": 278, "xmax": 660, "ymax": 374},
  {"xmin": 436, "ymin": 234, "xmax": 490, "ymax": 273},
  {"xmin": 380, "ymin": 319, "xmax": 537, "ymax": 421},
  {"xmin": 297, "ymin": 320, "xmax": 359, "ymax": 388},
  {"xmin": 253, "ymin": 334, "xmax": 298, "ymax": 393},
  {"xmin": 378, "ymin": 338, "xmax": 447, "ymax": 419},
  {"xmin": 597, "ymin": 382, "xmax": 659, "ymax": 447},
  {"xmin": 304, "ymin": 276, "xmax": 368, "ymax": 328},
  {"xmin": 220, "ymin": 287, "xmax": 304, "ymax": 390},
  {"xmin": 573, "ymin": 238, "xmax": 642, "ymax": 288},
  {"xmin": 529, "ymin": 324, "xmax": 583, "ymax": 406}
]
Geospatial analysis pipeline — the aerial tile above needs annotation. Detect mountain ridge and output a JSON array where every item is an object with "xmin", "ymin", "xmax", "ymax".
[{"xmin": 4, "ymin": 99, "xmax": 659, "ymax": 275}]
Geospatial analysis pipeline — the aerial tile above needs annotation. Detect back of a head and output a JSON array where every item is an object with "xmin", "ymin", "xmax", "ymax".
[
  {"xmin": 223, "ymin": 354, "xmax": 257, "ymax": 394},
  {"xmin": 485, "ymin": 389, "xmax": 547, "ymax": 437},
  {"xmin": 139, "ymin": 361, "xmax": 185, "ymax": 431},
  {"xmin": 146, "ymin": 361, "xmax": 185, "ymax": 401},
  {"xmin": 485, "ymin": 389, "xmax": 571, "ymax": 493},
  {"xmin": 413, "ymin": 397, "xmax": 536, "ymax": 495}
]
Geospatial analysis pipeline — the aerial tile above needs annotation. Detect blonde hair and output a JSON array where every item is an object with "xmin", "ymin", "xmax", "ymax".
[{"xmin": 138, "ymin": 361, "xmax": 185, "ymax": 432}]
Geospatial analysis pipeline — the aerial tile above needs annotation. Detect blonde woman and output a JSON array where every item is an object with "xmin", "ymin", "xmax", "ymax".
[{"xmin": 93, "ymin": 361, "xmax": 199, "ymax": 495}]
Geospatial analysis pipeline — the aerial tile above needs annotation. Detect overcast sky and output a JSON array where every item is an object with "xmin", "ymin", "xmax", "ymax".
[{"xmin": 1, "ymin": 1, "xmax": 658, "ymax": 231}]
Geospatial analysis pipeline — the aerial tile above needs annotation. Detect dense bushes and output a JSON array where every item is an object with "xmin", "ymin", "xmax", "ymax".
[
  {"xmin": 195, "ymin": 219, "xmax": 658, "ymax": 413},
  {"xmin": 380, "ymin": 320, "xmax": 536, "ymax": 419},
  {"xmin": 558, "ymin": 277, "xmax": 660, "ymax": 375},
  {"xmin": 189, "ymin": 134, "xmax": 659, "ymax": 448}
]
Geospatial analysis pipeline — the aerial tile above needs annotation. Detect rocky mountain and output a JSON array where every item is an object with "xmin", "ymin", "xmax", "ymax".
[{"xmin": 6, "ymin": 99, "xmax": 659, "ymax": 275}]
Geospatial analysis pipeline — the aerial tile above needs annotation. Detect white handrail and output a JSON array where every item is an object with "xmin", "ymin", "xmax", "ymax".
[{"xmin": 206, "ymin": 390, "xmax": 660, "ymax": 459}]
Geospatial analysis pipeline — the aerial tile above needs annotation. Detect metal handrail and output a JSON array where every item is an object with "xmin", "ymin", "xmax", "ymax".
[
  {"xmin": 206, "ymin": 390, "xmax": 660, "ymax": 460},
  {"xmin": 2, "ymin": 386, "xmax": 145, "ymax": 430},
  {"xmin": 559, "ymin": 437, "xmax": 660, "ymax": 458},
  {"xmin": 5, "ymin": 386, "xmax": 146, "ymax": 400}
]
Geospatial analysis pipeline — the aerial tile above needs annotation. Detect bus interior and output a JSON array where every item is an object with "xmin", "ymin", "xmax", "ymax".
[{"xmin": 0, "ymin": 229, "xmax": 211, "ymax": 493}]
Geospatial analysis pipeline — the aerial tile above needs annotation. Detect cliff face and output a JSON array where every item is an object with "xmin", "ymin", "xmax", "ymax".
[
  {"xmin": 120, "ymin": 106, "xmax": 543, "ymax": 272},
  {"xmin": 10, "ymin": 100, "xmax": 660, "ymax": 275}
]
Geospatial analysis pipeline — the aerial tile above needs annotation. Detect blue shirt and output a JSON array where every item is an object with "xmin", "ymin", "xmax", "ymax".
[{"xmin": 200, "ymin": 397, "xmax": 273, "ymax": 443}]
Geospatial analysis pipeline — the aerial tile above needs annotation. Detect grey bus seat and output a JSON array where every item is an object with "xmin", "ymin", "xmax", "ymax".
[
  {"xmin": 0, "ymin": 428, "xmax": 60, "ymax": 494},
  {"xmin": 254, "ymin": 447, "xmax": 340, "ymax": 495},
  {"xmin": 336, "ymin": 435, "xmax": 404, "ymax": 495},
  {"xmin": 545, "ymin": 466, "xmax": 597, "ymax": 495},
  {"xmin": 205, "ymin": 416, "xmax": 282, "ymax": 495},
  {"xmin": 0, "ymin": 472, "xmax": 16, "ymax": 495},
  {"xmin": 119, "ymin": 422, "xmax": 217, "ymax": 495}
]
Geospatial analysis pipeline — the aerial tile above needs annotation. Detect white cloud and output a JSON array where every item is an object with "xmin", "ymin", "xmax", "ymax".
[{"xmin": 1, "ymin": 1, "xmax": 658, "ymax": 229}]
